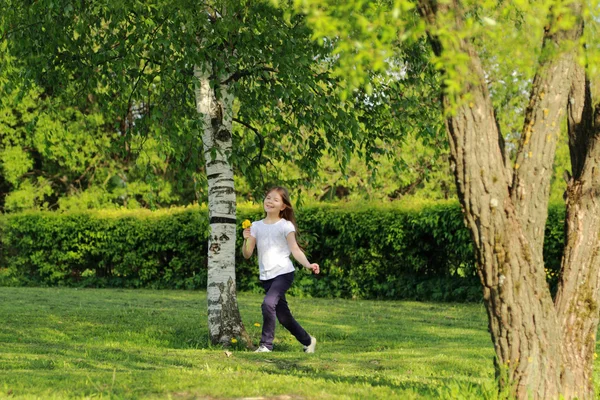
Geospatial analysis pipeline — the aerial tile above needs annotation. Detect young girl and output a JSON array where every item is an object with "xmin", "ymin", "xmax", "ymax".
[{"xmin": 242, "ymin": 186, "xmax": 319, "ymax": 353}]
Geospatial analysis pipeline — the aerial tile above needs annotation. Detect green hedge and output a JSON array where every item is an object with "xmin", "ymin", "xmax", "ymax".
[
  {"xmin": 0, "ymin": 201, "xmax": 567, "ymax": 302},
  {"xmin": 0, "ymin": 207, "xmax": 209, "ymax": 289}
]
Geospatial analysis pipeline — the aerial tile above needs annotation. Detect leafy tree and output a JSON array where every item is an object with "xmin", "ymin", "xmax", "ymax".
[
  {"xmin": 296, "ymin": 0, "xmax": 600, "ymax": 398},
  {"xmin": 190, "ymin": 0, "xmax": 384, "ymax": 345},
  {"xmin": 0, "ymin": 9, "xmax": 206, "ymax": 211},
  {"xmin": 0, "ymin": 37, "xmax": 116, "ymax": 211},
  {"xmin": 2, "ymin": 0, "xmax": 244, "ymax": 344},
  {"xmin": 3, "ymin": 0, "xmax": 431, "ymax": 345}
]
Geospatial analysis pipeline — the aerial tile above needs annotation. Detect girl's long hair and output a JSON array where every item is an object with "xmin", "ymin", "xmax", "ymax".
[{"xmin": 267, "ymin": 186, "xmax": 304, "ymax": 247}]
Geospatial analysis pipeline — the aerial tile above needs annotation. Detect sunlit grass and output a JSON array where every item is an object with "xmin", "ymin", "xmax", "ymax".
[{"xmin": 0, "ymin": 287, "xmax": 597, "ymax": 399}]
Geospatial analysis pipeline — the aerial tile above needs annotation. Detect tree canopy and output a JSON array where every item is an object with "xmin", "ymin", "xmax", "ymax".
[{"xmin": 1, "ymin": 0, "xmax": 454, "ymax": 211}]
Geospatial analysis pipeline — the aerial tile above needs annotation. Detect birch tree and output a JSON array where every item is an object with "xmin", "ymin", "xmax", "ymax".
[
  {"xmin": 192, "ymin": 2, "xmax": 247, "ymax": 342},
  {"xmin": 3, "ymin": 0, "xmax": 386, "ymax": 346},
  {"xmin": 188, "ymin": 0, "xmax": 379, "ymax": 344}
]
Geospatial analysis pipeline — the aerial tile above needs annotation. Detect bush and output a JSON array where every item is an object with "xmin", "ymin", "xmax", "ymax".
[
  {"xmin": 0, "ymin": 201, "xmax": 567, "ymax": 302},
  {"xmin": 293, "ymin": 201, "xmax": 478, "ymax": 300},
  {"xmin": 0, "ymin": 207, "xmax": 208, "ymax": 289}
]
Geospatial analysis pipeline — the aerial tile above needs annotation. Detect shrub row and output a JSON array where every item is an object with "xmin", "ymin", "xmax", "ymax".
[
  {"xmin": 0, "ymin": 202, "xmax": 566, "ymax": 302},
  {"xmin": 0, "ymin": 208, "xmax": 208, "ymax": 289}
]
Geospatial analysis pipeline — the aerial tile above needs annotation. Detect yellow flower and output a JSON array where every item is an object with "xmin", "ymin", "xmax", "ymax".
[
  {"xmin": 242, "ymin": 220, "xmax": 251, "ymax": 229},
  {"xmin": 231, "ymin": 338, "xmax": 237, "ymax": 344},
  {"xmin": 254, "ymin": 323, "xmax": 261, "ymax": 327},
  {"xmin": 595, "ymin": 353, "xmax": 598, "ymax": 360}
]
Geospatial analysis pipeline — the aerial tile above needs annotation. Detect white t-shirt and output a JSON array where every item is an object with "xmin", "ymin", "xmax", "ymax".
[{"xmin": 250, "ymin": 219, "xmax": 296, "ymax": 280}]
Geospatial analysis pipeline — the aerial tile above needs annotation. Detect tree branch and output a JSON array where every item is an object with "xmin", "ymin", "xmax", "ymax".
[
  {"xmin": 566, "ymin": 61, "xmax": 594, "ymax": 179},
  {"xmin": 233, "ymin": 117, "xmax": 265, "ymax": 166},
  {"xmin": 1, "ymin": 21, "xmax": 43, "ymax": 41},
  {"xmin": 220, "ymin": 66, "xmax": 278, "ymax": 85},
  {"xmin": 509, "ymin": 3, "xmax": 583, "ymax": 253}
]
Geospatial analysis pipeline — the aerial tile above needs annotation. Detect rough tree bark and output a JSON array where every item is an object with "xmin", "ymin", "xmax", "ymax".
[
  {"xmin": 194, "ymin": 63, "xmax": 251, "ymax": 346},
  {"xmin": 554, "ymin": 62, "xmax": 600, "ymax": 399},
  {"xmin": 416, "ymin": 0, "xmax": 597, "ymax": 398}
]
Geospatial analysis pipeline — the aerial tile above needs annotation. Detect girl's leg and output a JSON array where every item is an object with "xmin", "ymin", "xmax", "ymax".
[
  {"xmin": 275, "ymin": 294, "xmax": 311, "ymax": 346},
  {"xmin": 259, "ymin": 274, "xmax": 289, "ymax": 350},
  {"xmin": 259, "ymin": 272, "xmax": 310, "ymax": 349}
]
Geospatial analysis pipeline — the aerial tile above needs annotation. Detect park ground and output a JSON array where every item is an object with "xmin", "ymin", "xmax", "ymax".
[{"xmin": 1, "ymin": 287, "xmax": 599, "ymax": 399}]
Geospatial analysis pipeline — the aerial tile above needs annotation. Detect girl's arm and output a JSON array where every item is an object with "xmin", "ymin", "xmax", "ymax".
[
  {"xmin": 242, "ymin": 228, "xmax": 256, "ymax": 259},
  {"xmin": 286, "ymin": 232, "xmax": 320, "ymax": 274}
]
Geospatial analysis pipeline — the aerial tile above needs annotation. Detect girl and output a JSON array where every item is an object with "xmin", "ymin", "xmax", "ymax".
[{"xmin": 242, "ymin": 186, "xmax": 319, "ymax": 353}]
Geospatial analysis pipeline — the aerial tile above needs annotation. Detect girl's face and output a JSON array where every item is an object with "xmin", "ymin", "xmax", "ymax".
[{"xmin": 264, "ymin": 191, "xmax": 286, "ymax": 215}]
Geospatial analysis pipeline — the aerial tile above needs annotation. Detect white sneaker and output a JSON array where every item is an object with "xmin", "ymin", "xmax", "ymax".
[
  {"xmin": 254, "ymin": 345, "xmax": 271, "ymax": 353},
  {"xmin": 303, "ymin": 336, "xmax": 317, "ymax": 353}
]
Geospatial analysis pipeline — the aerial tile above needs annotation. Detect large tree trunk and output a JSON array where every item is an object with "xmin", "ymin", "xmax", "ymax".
[
  {"xmin": 554, "ymin": 62, "xmax": 600, "ymax": 399},
  {"xmin": 194, "ymin": 64, "xmax": 251, "ymax": 346},
  {"xmin": 417, "ymin": 1, "xmax": 588, "ymax": 398}
]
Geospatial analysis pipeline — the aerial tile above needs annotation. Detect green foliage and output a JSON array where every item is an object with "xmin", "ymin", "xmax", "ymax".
[
  {"xmin": 0, "ymin": 207, "xmax": 208, "ymax": 289},
  {"xmin": 293, "ymin": 0, "xmax": 597, "ymax": 186},
  {"xmin": 0, "ymin": 28, "xmax": 199, "ymax": 212},
  {"xmin": 0, "ymin": 201, "xmax": 569, "ymax": 301},
  {"xmin": 1, "ymin": 0, "xmax": 209, "ymax": 209},
  {"xmin": 2, "ymin": 0, "xmax": 449, "ymax": 209},
  {"xmin": 237, "ymin": 131, "xmax": 456, "ymax": 203},
  {"xmin": 544, "ymin": 203, "xmax": 566, "ymax": 294},
  {"xmin": 293, "ymin": 0, "xmax": 423, "ymax": 94},
  {"xmin": 286, "ymin": 201, "xmax": 481, "ymax": 301},
  {"xmin": 0, "ymin": 77, "xmax": 188, "ymax": 212},
  {"xmin": 1, "ymin": 0, "xmax": 595, "ymax": 212}
]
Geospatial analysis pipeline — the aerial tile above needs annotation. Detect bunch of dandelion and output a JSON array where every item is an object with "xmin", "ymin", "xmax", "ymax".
[{"xmin": 242, "ymin": 220, "xmax": 251, "ymax": 251}]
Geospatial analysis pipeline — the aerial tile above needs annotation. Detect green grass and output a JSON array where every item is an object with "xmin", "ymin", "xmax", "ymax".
[{"xmin": 0, "ymin": 287, "xmax": 594, "ymax": 399}]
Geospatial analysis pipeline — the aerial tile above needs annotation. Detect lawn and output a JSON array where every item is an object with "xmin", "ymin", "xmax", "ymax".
[{"xmin": 0, "ymin": 287, "xmax": 590, "ymax": 399}]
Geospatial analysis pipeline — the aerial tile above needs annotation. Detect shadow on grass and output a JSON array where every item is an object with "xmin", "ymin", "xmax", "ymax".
[
  {"xmin": 0, "ymin": 287, "xmax": 497, "ymax": 399},
  {"xmin": 252, "ymin": 357, "xmax": 492, "ymax": 398}
]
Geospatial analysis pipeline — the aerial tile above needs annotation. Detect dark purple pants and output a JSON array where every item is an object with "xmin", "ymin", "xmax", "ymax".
[{"xmin": 259, "ymin": 271, "xmax": 311, "ymax": 350}]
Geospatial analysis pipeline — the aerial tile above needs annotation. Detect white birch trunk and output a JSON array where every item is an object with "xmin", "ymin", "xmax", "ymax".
[{"xmin": 194, "ymin": 64, "xmax": 249, "ymax": 346}]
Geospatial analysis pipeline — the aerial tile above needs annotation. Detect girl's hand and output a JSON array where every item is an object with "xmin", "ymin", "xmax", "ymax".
[
  {"xmin": 307, "ymin": 263, "xmax": 320, "ymax": 274},
  {"xmin": 242, "ymin": 229, "xmax": 255, "ymax": 258}
]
